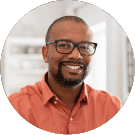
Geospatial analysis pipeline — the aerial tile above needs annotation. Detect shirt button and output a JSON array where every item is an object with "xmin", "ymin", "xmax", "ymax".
[
  {"xmin": 70, "ymin": 118, "xmax": 73, "ymax": 121},
  {"xmin": 54, "ymin": 101, "xmax": 57, "ymax": 104}
]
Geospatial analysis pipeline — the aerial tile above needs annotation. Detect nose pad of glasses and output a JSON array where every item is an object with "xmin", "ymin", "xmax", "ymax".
[{"xmin": 73, "ymin": 44, "xmax": 81, "ymax": 54}]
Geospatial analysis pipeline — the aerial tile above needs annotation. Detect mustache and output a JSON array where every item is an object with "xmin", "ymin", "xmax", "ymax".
[{"xmin": 58, "ymin": 60, "xmax": 87, "ymax": 69}]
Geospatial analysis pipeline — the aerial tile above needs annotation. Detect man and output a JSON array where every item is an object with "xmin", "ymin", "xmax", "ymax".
[{"xmin": 8, "ymin": 16, "xmax": 121, "ymax": 134}]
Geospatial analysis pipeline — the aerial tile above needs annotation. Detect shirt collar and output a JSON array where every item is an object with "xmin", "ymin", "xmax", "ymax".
[
  {"xmin": 40, "ymin": 72, "xmax": 89, "ymax": 105},
  {"xmin": 78, "ymin": 83, "xmax": 89, "ymax": 104},
  {"xmin": 40, "ymin": 73, "xmax": 55, "ymax": 105}
]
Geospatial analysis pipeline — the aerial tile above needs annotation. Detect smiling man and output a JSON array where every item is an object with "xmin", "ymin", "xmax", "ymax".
[{"xmin": 8, "ymin": 16, "xmax": 121, "ymax": 134}]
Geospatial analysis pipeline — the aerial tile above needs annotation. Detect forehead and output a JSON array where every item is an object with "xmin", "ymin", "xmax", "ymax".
[{"xmin": 49, "ymin": 21, "xmax": 93, "ymax": 42}]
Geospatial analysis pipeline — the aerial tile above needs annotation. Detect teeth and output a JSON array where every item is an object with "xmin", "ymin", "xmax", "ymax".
[{"xmin": 66, "ymin": 65, "xmax": 80, "ymax": 69}]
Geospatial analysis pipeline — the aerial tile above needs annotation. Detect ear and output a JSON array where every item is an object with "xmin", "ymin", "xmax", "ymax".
[{"xmin": 42, "ymin": 46, "xmax": 48, "ymax": 63}]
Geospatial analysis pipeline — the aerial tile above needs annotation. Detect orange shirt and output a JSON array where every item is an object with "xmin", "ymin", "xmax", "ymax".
[{"xmin": 8, "ymin": 73, "xmax": 121, "ymax": 134}]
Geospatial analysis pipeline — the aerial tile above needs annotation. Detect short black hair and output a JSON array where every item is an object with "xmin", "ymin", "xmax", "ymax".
[{"xmin": 45, "ymin": 16, "xmax": 88, "ymax": 44}]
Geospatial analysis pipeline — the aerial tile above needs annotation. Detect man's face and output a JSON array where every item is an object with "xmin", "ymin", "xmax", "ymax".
[{"xmin": 44, "ymin": 21, "xmax": 93, "ymax": 87}]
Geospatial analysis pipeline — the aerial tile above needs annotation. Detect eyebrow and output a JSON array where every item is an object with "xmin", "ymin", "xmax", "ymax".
[
  {"xmin": 56, "ymin": 38, "xmax": 72, "ymax": 42},
  {"xmin": 56, "ymin": 39, "xmax": 91, "ymax": 43}
]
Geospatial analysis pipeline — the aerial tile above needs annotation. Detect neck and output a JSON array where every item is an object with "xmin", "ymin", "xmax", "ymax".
[{"xmin": 47, "ymin": 72, "xmax": 83, "ymax": 111}]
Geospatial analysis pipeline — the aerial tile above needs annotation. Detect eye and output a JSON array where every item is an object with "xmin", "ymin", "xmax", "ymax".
[
  {"xmin": 57, "ymin": 41, "xmax": 73, "ymax": 48},
  {"xmin": 79, "ymin": 43, "xmax": 94, "ymax": 51},
  {"xmin": 80, "ymin": 46, "xmax": 90, "ymax": 50},
  {"xmin": 58, "ymin": 44, "xmax": 70, "ymax": 48}
]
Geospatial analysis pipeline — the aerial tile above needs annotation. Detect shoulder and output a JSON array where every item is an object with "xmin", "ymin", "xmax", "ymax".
[
  {"xmin": 86, "ymin": 84, "xmax": 121, "ymax": 109},
  {"xmin": 85, "ymin": 84, "xmax": 121, "ymax": 121},
  {"xmin": 8, "ymin": 81, "xmax": 42, "ymax": 104}
]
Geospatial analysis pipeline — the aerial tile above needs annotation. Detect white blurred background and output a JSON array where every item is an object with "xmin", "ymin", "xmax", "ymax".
[{"xmin": 1, "ymin": 0, "xmax": 135, "ymax": 105}]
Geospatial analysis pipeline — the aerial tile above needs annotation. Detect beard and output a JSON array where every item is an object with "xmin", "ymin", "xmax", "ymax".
[{"xmin": 49, "ymin": 61, "xmax": 89, "ymax": 88}]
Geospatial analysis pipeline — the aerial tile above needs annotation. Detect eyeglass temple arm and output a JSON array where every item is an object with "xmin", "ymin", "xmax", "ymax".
[{"xmin": 46, "ymin": 40, "xmax": 55, "ymax": 46}]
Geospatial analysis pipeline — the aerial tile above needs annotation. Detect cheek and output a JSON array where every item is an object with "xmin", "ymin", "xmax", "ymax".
[
  {"xmin": 84, "ymin": 56, "xmax": 92, "ymax": 70},
  {"xmin": 48, "ymin": 47, "xmax": 57, "ymax": 63},
  {"xmin": 47, "ymin": 49, "xmax": 64, "ymax": 70},
  {"xmin": 85, "ymin": 56, "xmax": 92, "ymax": 64}
]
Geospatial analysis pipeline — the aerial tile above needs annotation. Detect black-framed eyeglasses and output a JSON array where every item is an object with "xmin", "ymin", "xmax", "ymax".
[{"xmin": 46, "ymin": 40, "xmax": 97, "ymax": 56}]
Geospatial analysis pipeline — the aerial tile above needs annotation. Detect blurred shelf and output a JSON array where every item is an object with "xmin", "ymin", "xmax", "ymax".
[
  {"xmin": 6, "ymin": 37, "xmax": 45, "ymax": 46},
  {"xmin": 10, "ymin": 68, "xmax": 47, "ymax": 75},
  {"xmin": 11, "ymin": 54, "xmax": 43, "ymax": 59},
  {"xmin": 4, "ymin": 37, "xmax": 47, "ymax": 95}
]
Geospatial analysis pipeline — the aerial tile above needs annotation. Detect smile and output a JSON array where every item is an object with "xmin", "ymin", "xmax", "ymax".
[
  {"xmin": 66, "ymin": 65, "xmax": 81, "ymax": 70},
  {"xmin": 61, "ymin": 62, "xmax": 85, "ymax": 73}
]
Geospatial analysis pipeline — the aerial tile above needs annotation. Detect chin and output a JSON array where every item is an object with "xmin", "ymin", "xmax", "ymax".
[{"xmin": 58, "ymin": 73, "xmax": 85, "ymax": 88}]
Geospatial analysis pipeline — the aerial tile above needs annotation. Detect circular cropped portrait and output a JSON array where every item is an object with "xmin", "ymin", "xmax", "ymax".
[{"xmin": 1, "ymin": 0, "xmax": 135, "ymax": 134}]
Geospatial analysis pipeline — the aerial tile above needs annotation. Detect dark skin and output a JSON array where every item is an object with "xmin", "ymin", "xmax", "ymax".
[{"xmin": 42, "ymin": 21, "xmax": 93, "ymax": 111}]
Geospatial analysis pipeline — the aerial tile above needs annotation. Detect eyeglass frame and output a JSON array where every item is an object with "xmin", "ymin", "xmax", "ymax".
[{"xmin": 46, "ymin": 40, "xmax": 98, "ymax": 56}]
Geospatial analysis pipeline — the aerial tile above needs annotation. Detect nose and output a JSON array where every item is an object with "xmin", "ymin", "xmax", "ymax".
[{"xmin": 67, "ymin": 47, "xmax": 83, "ymax": 60}]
